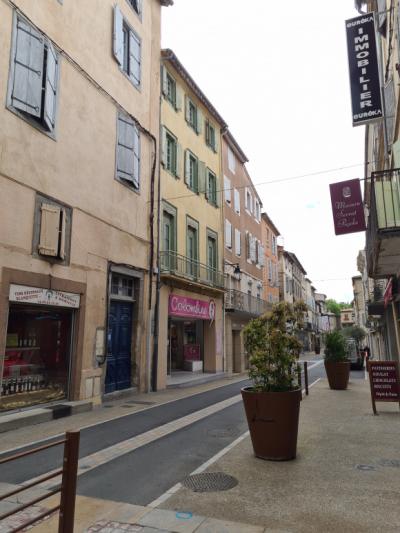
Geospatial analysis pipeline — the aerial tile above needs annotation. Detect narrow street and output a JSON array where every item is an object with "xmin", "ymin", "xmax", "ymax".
[{"xmin": 0, "ymin": 360, "xmax": 365, "ymax": 507}]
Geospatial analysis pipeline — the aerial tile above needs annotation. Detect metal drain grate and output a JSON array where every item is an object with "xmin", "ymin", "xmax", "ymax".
[
  {"xmin": 356, "ymin": 464, "xmax": 376, "ymax": 471},
  {"xmin": 182, "ymin": 472, "xmax": 238, "ymax": 492}
]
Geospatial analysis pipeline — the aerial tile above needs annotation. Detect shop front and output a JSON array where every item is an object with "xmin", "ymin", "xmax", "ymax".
[
  {"xmin": 167, "ymin": 293, "xmax": 217, "ymax": 375},
  {"xmin": 1, "ymin": 284, "xmax": 79, "ymax": 411}
]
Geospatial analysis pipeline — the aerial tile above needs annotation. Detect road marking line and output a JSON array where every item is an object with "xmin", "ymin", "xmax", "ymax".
[
  {"xmin": 22, "ymin": 394, "xmax": 244, "ymax": 490},
  {"xmin": 0, "ymin": 377, "xmax": 249, "ymax": 457},
  {"xmin": 148, "ymin": 430, "xmax": 250, "ymax": 509}
]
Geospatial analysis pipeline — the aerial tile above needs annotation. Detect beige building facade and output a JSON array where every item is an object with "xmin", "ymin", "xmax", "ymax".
[
  {"xmin": 222, "ymin": 131, "xmax": 270, "ymax": 373},
  {"xmin": 157, "ymin": 50, "xmax": 226, "ymax": 389},
  {"xmin": 261, "ymin": 212, "xmax": 280, "ymax": 304},
  {"xmin": 0, "ymin": 0, "xmax": 170, "ymax": 410}
]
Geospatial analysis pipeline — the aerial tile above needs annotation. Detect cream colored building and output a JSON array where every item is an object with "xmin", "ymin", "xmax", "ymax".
[
  {"xmin": 0, "ymin": 0, "xmax": 171, "ymax": 411},
  {"xmin": 157, "ymin": 49, "xmax": 226, "ymax": 389}
]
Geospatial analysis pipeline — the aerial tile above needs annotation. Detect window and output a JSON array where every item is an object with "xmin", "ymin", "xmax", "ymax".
[
  {"xmin": 113, "ymin": 6, "xmax": 141, "ymax": 87},
  {"xmin": 116, "ymin": 112, "xmax": 140, "ymax": 190},
  {"xmin": 272, "ymin": 235, "xmax": 277, "ymax": 256},
  {"xmin": 224, "ymin": 176, "xmax": 231, "ymax": 203},
  {"xmin": 250, "ymin": 236, "xmax": 256, "ymax": 263},
  {"xmin": 266, "ymin": 229, "xmax": 270, "ymax": 248},
  {"xmin": 127, "ymin": 0, "xmax": 142, "ymax": 16},
  {"xmin": 207, "ymin": 231, "xmax": 218, "ymax": 282},
  {"xmin": 8, "ymin": 16, "xmax": 59, "ymax": 135},
  {"xmin": 205, "ymin": 120, "xmax": 217, "ymax": 152},
  {"xmin": 184, "ymin": 151, "xmax": 198, "ymax": 192},
  {"xmin": 227, "ymin": 146, "xmax": 235, "ymax": 173},
  {"xmin": 186, "ymin": 219, "xmax": 199, "ymax": 277},
  {"xmin": 162, "ymin": 67, "xmax": 181, "ymax": 110},
  {"xmin": 206, "ymin": 169, "xmax": 218, "ymax": 206},
  {"xmin": 235, "ymin": 229, "xmax": 241, "ymax": 256},
  {"xmin": 111, "ymin": 274, "xmax": 134, "ymax": 297},
  {"xmin": 234, "ymin": 189, "xmax": 240, "ymax": 214},
  {"xmin": 185, "ymin": 96, "xmax": 202, "ymax": 133},
  {"xmin": 33, "ymin": 194, "xmax": 72, "ymax": 264},
  {"xmin": 225, "ymin": 220, "xmax": 232, "ymax": 249},
  {"xmin": 245, "ymin": 188, "xmax": 252, "ymax": 213},
  {"xmin": 255, "ymin": 200, "xmax": 261, "ymax": 221}
]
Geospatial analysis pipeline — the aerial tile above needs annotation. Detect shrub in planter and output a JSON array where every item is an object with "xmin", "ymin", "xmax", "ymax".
[
  {"xmin": 242, "ymin": 301, "xmax": 307, "ymax": 461},
  {"xmin": 324, "ymin": 330, "xmax": 350, "ymax": 390}
]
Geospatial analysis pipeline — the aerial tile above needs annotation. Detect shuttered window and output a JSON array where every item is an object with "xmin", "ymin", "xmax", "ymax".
[
  {"xmin": 113, "ymin": 6, "xmax": 141, "ymax": 88},
  {"xmin": 234, "ymin": 189, "xmax": 240, "ymax": 214},
  {"xmin": 116, "ymin": 112, "xmax": 140, "ymax": 190},
  {"xmin": 235, "ymin": 229, "xmax": 241, "ymax": 256},
  {"xmin": 224, "ymin": 176, "xmax": 231, "ymax": 203},
  {"xmin": 9, "ymin": 16, "xmax": 59, "ymax": 133},
  {"xmin": 38, "ymin": 203, "xmax": 66, "ymax": 259},
  {"xmin": 225, "ymin": 220, "xmax": 232, "ymax": 249}
]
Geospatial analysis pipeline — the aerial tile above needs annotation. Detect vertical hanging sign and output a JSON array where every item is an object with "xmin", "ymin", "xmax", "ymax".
[
  {"xmin": 329, "ymin": 179, "xmax": 366, "ymax": 235},
  {"xmin": 345, "ymin": 13, "xmax": 383, "ymax": 126}
]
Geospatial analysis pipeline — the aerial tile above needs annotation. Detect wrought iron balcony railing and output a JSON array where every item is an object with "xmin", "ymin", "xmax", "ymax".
[
  {"xmin": 366, "ymin": 169, "xmax": 400, "ymax": 277},
  {"xmin": 160, "ymin": 251, "xmax": 225, "ymax": 289},
  {"xmin": 225, "ymin": 289, "xmax": 272, "ymax": 316}
]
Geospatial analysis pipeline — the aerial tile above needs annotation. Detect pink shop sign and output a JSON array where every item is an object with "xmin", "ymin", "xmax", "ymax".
[{"xmin": 168, "ymin": 295, "xmax": 215, "ymax": 320}]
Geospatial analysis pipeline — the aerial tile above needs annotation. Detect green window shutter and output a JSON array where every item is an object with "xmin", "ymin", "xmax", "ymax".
[
  {"xmin": 176, "ymin": 142, "xmax": 183, "ymax": 178},
  {"xmin": 205, "ymin": 170, "xmax": 210, "ymax": 199},
  {"xmin": 113, "ymin": 6, "xmax": 124, "ymax": 65},
  {"xmin": 185, "ymin": 95, "xmax": 190, "ymax": 122},
  {"xmin": 197, "ymin": 108, "xmax": 203, "ymax": 135},
  {"xmin": 215, "ymin": 175, "xmax": 220, "ymax": 207},
  {"xmin": 213, "ymin": 130, "xmax": 219, "ymax": 153},
  {"xmin": 205, "ymin": 120, "xmax": 210, "ymax": 145},
  {"xmin": 198, "ymin": 161, "xmax": 206, "ymax": 195},
  {"xmin": 161, "ymin": 65, "xmax": 168, "ymax": 96},
  {"xmin": 12, "ymin": 18, "xmax": 44, "ymax": 118},
  {"xmin": 43, "ymin": 41, "xmax": 58, "ymax": 131},
  {"xmin": 161, "ymin": 126, "xmax": 167, "ymax": 167},
  {"xmin": 184, "ymin": 150, "xmax": 190, "ymax": 184},
  {"xmin": 175, "ymin": 85, "xmax": 183, "ymax": 111}
]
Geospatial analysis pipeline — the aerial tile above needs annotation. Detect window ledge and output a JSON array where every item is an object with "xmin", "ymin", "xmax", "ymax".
[
  {"xmin": 7, "ymin": 106, "xmax": 57, "ymax": 141},
  {"xmin": 114, "ymin": 176, "xmax": 141, "ymax": 195}
]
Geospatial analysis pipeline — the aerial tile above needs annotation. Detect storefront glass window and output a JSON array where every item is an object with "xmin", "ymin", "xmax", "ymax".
[{"xmin": 1, "ymin": 306, "xmax": 72, "ymax": 411}]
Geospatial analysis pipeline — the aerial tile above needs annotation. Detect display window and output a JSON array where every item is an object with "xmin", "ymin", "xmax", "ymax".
[
  {"xmin": 168, "ymin": 318, "xmax": 203, "ymax": 373},
  {"xmin": 1, "ymin": 305, "xmax": 73, "ymax": 411}
]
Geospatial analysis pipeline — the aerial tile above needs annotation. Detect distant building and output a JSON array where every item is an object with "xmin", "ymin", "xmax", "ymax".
[{"xmin": 261, "ymin": 213, "xmax": 280, "ymax": 304}]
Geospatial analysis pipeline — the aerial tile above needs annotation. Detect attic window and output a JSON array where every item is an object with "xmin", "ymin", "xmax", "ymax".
[{"xmin": 127, "ymin": 0, "xmax": 141, "ymax": 15}]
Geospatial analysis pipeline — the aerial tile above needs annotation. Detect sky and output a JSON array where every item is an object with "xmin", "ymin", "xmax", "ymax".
[{"xmin": 161, "ymin": 0, "xmax": 366, "ymax": 303}]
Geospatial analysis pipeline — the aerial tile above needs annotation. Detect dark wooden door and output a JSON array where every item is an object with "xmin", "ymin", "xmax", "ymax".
[{"xmin": 105, "ymin": 301, "xmax": 133, "ymax": 394}]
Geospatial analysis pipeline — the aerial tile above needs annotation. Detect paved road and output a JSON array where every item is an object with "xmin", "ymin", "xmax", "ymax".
[{"xmin": 0, "ymin": 360, "xmax": 365, "ymax": 506}]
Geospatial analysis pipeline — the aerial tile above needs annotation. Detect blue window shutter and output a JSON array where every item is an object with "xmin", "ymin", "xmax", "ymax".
[
  {"xmin": 117, "ymin": 113, "xmax": 136, "ymax": 186},
  {"xmin": 133, "ymin": 124, "xmax": 140, "ymax": 188},
  {"xmin": 44, "ymin": 42, "xmax": 58, "ymax": 131},
  {"xmin": 113, "ymin": 6, "xmax": 124, "ymax": 65},
  {"xmin": 12, "ymin": 18, "xmax": 44, "ymax": 117},
  {"xmin": 129, "ymin": 31, "xmax": 141, "ymax": 86}
]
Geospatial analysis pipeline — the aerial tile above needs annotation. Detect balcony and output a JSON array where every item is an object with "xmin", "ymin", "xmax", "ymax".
[
  {"xmin": 366, "ymin": 169, "xmax": 400, "ymax": 277},
  {"xmin": 160, "ymin": 251, "xmax": 225, "ymax": 291},
  {"xmin": 225, "ymin": 289, "xmax": 272, "ymax": 317}
]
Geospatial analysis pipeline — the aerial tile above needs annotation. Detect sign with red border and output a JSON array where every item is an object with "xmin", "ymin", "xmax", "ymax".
[{"xmin": 367, "ymin": 360, "xmax": 400, "ymax": 415}]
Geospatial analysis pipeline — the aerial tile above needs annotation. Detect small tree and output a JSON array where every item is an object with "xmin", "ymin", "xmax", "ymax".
[
  {"xmin": 324, "ymin": 331, "xmax": 347, "ymax": 362},
  {"xmin": 243, "ymin": 301, "xmax": 308, "ymax": 392},
  {"xmin": 341, "ymin": 325, "xmax": 367, "ymax": 345}
]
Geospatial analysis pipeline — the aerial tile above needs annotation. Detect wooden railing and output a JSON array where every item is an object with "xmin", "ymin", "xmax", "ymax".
[{"xmin": 0, "ymin": 431, "xmax": 80, "ymax": 532}]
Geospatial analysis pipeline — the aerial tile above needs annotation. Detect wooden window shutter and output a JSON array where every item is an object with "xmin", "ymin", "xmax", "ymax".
[
  {"xmin": 205, "ymin": 169, "xmax": 209, "ymax": 199},
  {"xmin": 184, "ymin": 150, "xmax": 190, "ymax": 184},
  {"xmin": 245, "ymin": 232, "xmax": 250, "ymax": 260},
  {"xmin": 116, "ymin": 113, "xmax": 136, "ymax": 185},
  {"xmin": 205, "ymin": 120, "xmax": 210, "ymax": 145},
  {"xmin": 176, "ymin": 142, "xmax": 183, "ymax": 178},
  {"xmin": 213, "ymin": 129, "xmax": 219, "ymax": 153},
  {"xmin": 129, "ymin": 31, "xmax": 141, "ymax": 86},
  {"xmin": 39, "ymin": 203, "xmax": 61, "ymax": 257},
  {"xmin": 235, "ymin": 229, "xmax": 241, "ymax": 256},
  {"xmin": 196, "ymin": 108, "xmax": 203, "ymax": 135},
  {"xmin": 175, "ymin": 85, "xmax": 183, "ymax": 111},
  {"xmin": 12, "ymin": 18, "xmax": 44, "ymax": 118},
  {"xmin": 59, "ymin": 208, "xmax": 66, "ymax": 260},
  {"xmin": 198, "ymin": 161, "xmax": 206, "ymax": 195},
  {"xmin": 225, "ymin": 220, "xmax": 232, "ymax": 248},
  {"xmin": 161, "ymin": 65, "xmax": 168, "ymax": 96},
  {"xmin": 215, "ymin": 175, "xmax": 220, "ymax": 207},
  {"xmin": 113, "ymin": 6, "xmax": 124, "ymax": 65},
  {"xmin": 161, "ymin": 126, "xmax": 167, "ymax": 167},
  {"xmin": 44, "ymin": 42, "xmax": 58, "ymax": 131}
]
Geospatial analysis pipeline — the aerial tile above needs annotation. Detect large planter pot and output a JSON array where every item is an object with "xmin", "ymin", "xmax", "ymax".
[
  {"xmin": 324, "ymin": 360, "xmax": 350, "ymax": 390},
  {"xmin": 241, "ymin": 387, "xmax": 301, "ymax": 461}
]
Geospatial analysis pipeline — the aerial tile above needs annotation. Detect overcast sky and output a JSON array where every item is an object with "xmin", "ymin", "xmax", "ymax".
[{"xmin": 162, "ymin": 0, "xmax": 366, "ymax": 303}]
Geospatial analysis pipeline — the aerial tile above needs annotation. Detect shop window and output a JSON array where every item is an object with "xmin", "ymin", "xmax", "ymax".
[
  {"xmin": 33, "ymin": 195, "xmax": 72, "ymax": 264},
  {"xmin": 2, "ymin": 306, "xmax": 73, "ymax": 411}
]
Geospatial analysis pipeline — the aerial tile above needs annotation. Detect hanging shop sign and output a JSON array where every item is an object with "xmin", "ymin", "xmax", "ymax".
[
  {"xmin": 345, "ymin": 13, "xmax": 383, "ymax": 126},
  {"xmin": 168, "ymin": 294, "xmax": 215, "ymax": 320},
  {"xmin": 367, "ymin": 360, "xmax": 400, "ymax": 415},
  {"xmin": 329, "ymin": 179, "xmax": 366, "ymax": 235},
  {"xmin": 9, "ymin": 284, "xmax": 80, "ymax": 308},
  {"xmin": 383, "ymin": 278, "xmax": 393, "ymax": 308}
]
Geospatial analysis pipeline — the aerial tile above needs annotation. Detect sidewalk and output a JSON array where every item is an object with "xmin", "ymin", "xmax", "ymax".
[{"xmin": 3, "ymin": 376, "xmax": 400, "ymax": 532}]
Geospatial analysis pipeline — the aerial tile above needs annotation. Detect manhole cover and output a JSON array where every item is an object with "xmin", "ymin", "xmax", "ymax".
[
  {"xmin": 182, "ymin": 472, "xmax": 238, "ymax": 492},
  {"xmin": 356, "ymin": 464, "xmax": 376, "ymax": 471},
  {"xmin": 378, "ymin": 459, "xmax": 400, "ymax": 468}
]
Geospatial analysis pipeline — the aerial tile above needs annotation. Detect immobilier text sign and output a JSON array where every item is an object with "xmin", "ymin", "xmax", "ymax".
[{"xmin": 367, "ymin": 361, "xmax": 400, "ymax": 415}]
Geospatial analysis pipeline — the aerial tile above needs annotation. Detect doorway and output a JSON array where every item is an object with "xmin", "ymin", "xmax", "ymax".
[
  {"xmin": 232, "ymin": 330, "xmax": 242, "ymax": 373},
  {"xmin": 105, "ymin": 300, "xmax": 133, "ymax": 393}
]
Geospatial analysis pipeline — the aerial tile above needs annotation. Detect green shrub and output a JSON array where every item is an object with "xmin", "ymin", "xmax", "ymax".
[
  {"xmin": 243, "ymin": 301, "xmax": 307, "ymax": 392},
  {"xmin": 324, "ymin": 331, "xmax": 347, "ymax": 362}
]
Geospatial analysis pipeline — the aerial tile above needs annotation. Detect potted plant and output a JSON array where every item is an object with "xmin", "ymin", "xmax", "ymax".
[
  {"xmin": 323, "ymin": 330, "xmax": 350, "ymax": 390},
  {"xmin": 242, "ymin": 301, "xmax": 307, "ymax": 461}
]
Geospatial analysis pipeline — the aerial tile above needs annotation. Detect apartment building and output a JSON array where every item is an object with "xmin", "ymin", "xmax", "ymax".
[
  {"xmin": 261, "ymin": 212, "xmax": 280, "ymax": 304},
  {"xmin": 359, "ymin": 0, "xmax": 400, "ymax": 361},
  {"xmin": 278, "ymin": 248, "xmax": 306, "ymax": 304},
  {"xmin": 157, "ymin": 49, "xmax": 226, "ymax": 388},
  {"xmin": 222, "ymin": 131, "xmax": 269, "ymax": 373},
  {"xmin": 0, "ymin": 0, "xmax": 171, "ymax": 411}
]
